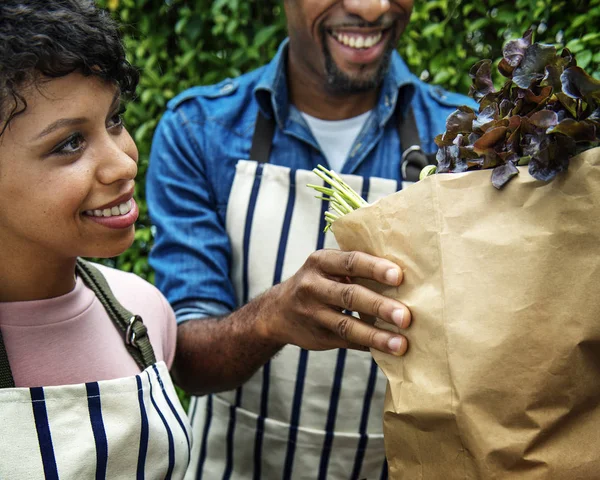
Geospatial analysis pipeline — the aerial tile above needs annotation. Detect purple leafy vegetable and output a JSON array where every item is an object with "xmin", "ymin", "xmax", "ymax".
[{"xmin": 430, "ymin": 29, "xmax": 600, "ymax": 189}]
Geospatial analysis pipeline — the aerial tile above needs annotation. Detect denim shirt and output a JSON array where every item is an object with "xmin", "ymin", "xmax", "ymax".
[{"xmin": 146, "ymin": 39, "xmax": 476, "ymax": 322}]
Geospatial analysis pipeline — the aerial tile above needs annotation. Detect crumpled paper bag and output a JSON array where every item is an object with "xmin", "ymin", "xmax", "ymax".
[{"xmin": 333, "ymin": 147, "xmax": 600, "ymax": 479}]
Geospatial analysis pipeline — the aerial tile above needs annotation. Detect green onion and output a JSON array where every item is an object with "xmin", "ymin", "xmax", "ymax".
[
  {"xmin": 307, "ymin": 165, "xmax": 368, "ymax": 232},
  {"xmin": 419, "ymin": 164, "xmax": 437, "ymax": 180}
]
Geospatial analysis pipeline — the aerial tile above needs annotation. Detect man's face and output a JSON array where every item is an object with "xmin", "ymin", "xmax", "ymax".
[{"xmin": 285, "ymin": 0, "xmax": 414, "ymax": 95}]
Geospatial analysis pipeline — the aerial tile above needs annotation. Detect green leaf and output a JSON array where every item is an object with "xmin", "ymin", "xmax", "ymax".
[
  {"xmin": 577, "ymin": 50, "xmax": 593, "ymax": 70},
  {"xmin": 253, "ymin": 25, "xmax": 280, "ymax": 49}
]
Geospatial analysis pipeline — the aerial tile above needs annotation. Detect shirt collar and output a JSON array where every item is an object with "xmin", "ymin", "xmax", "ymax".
[
  {"xmin": 253, "ymin": 38, "xmax": 418, "ymax": 129},
  {"xmin": 254, "ymin": 39, "xmax": 291, "ymax": 129},
  {"xmin": 376, "ymin": 50, "xmax": 417, "ymax": 127}
]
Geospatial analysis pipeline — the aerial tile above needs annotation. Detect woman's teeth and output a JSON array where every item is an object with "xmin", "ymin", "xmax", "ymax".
[
  {"xmin": 85, "ymin": 199, "xmax": 132, "ymax": 217},
  {"xmin": 332, "ymin": 31, "xmax": 383, "ymax": 49}
]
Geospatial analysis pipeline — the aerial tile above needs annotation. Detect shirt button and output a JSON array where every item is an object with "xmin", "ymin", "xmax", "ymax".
[
  {"xmin": 434, "ymin": 87, "xmax": 447, "ymax": 100},
  {"xmin": 220, "ymin": 83, "xmax": 234, "ymax": 93}
]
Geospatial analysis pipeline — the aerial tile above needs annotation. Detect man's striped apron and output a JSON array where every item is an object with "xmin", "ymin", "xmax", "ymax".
[
  {"xmin": 0, "ymin": 261, "xmax": 192, "ymax": 479},
  {"xmin": 185, "ymin": 108, "xmax": 431, "ymax": 479}
]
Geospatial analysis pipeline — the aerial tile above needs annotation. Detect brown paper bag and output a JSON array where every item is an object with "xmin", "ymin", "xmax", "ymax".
[{"xmin": 333, "ymin": 147, "xmax": 600, "ymax": 479}]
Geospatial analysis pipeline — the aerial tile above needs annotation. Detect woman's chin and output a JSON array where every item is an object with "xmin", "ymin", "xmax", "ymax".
[{"xmin": 83, "ymin": 231, "xmax": 136, "ymax": 260}]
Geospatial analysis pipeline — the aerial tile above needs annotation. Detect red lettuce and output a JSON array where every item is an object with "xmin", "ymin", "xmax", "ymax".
[{"xmin": 434, "ymin": 29, "xmax": 600, "ymax": 189}]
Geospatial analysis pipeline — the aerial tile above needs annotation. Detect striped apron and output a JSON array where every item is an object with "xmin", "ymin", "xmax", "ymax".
[
  {"xmin": 187, "ymin": 162, "xmax": 401, "ymax": 480},
  {"xmin": 186, "ymin": 108, "xmax": 430, "ymax": 480},
  {"xmin": 0, "ymin": 262, "xmax": 192, "ymax": 479}
]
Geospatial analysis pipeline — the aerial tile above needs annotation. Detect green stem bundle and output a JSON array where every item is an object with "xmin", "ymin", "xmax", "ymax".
[{"xmin": 307, "ymin": 165, "xmax": 369, "ymax": 231}]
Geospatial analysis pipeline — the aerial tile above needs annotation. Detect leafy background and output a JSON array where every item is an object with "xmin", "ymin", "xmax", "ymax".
[{"xmin": 95, "ymin": 0, "xmax": 600, "ymax": 278}]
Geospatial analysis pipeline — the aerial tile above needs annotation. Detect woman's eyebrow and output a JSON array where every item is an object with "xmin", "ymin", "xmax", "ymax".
[
  {"xmin": 34, "ymin": 89, "xmax": 121, "ymax": 141},
  {"xmin": 35, "ymin": 117, "xmax": 87, "ymax": 140}
]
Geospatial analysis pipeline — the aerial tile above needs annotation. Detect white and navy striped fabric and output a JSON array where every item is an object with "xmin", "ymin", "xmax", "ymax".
[
  {"xmin": 185, "ymin": 161, "xmax": 400, "ymax": 479},
  {"xmin": 0, "ymin": 361, "xmax": 192, "ymax": 479}
]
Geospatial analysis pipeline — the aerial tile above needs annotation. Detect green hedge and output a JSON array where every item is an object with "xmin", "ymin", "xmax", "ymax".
[{"xmin": 96, "ymin": 0, "xmax": 600, "ymax": 278}]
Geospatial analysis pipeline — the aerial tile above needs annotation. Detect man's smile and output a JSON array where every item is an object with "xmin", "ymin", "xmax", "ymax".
[
  {"xmin": 330, "ymin": 30, "xmax": 384, "ymax": 50},
  {"xmin": 325, "ymin": 25, "xmax": 394, "ymax": 67}
]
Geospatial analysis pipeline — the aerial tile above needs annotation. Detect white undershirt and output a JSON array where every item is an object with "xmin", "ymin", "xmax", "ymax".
[{"xmin": 301, "ymin": 110, "xmax": 372, "ymax": 173}]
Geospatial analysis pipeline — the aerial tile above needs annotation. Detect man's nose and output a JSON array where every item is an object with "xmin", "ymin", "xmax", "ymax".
[{"xmin": 343, "ymin": 0, "xmax": 391, "ymax": 23}]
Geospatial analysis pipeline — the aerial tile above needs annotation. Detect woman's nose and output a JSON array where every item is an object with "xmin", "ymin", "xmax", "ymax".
[
  {"xmin": 96, "ymin": 130, "xmax": 138, "ymax": 185},
  {"xmin": 343, "ymin": 0, "xmax": 391, "ymax": 23}
]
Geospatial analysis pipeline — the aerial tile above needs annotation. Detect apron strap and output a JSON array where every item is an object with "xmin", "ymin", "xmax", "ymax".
[
  {"xmin": 76, "ymin": 259, "xmax": 157, "ymax": 371},
  {"xmin": 250, "ymin": 110, "xmax": 276, "ymax": 164},
  {"xmin": 249, "ymin": 106, "xmax": 437, "ymax": 182},
  {"xmin": 0, "ymin": 329, "xmax": 15, "ymax": 388},
  {"xmin": 397, "ymin": 106, "xmax": 438, "ymax": 183},
  {"xmin": 0, "ymin": 260, "xmax": 157, "ymax": 388}
]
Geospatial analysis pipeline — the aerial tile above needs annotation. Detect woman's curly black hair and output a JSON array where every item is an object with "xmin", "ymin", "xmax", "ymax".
[{"xmin": 0, "ymin": 0, "xmax": 139, "ymax": 136}]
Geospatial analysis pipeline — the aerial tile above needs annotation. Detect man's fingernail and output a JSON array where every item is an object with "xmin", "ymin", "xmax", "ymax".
[
  {"xmin": 385, "ymin": 268, "xmax": 399, "ymax": 284},
  {"xmin": 392, "ymin": 309, "xmax": 405, "ymax": 328},
  {"xmin": 388, "ymin": 337, "xmax": 404, "ymax": 354}
]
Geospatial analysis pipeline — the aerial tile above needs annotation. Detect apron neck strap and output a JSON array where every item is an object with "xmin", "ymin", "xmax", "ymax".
[
  {"xmin": 0, "ymin": 330, "xmax": 14, "ymax": 388},
  {"xmin": 397, "ymin": 106, "xmax": 438, "ymax": 183},
  {"xmin": 249, "ymin": 106, "xmax": 436, "ymax": 182},
  {"xmin": 75, "ymin": 259, "xmax": 157, "ymax": 371},
  {"xmin": 250, "ymin": 111, "xmax": 276, "ymax": 164},
  {"xmin": 0, "ymin": 259, "xmax": 157, "ymax": 388}
]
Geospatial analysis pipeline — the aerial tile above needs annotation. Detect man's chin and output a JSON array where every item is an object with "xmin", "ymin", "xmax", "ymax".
[
  {"xmin": 322, "ymin": 39, "xmax": 394, "ymax": 95},
  {"xmin": 325, "ymin": 75, "xmax": 379, "ymax": 95},
  {"xmin": 325, "ymin": 58, "xmax": 391, "ymax": 95}
]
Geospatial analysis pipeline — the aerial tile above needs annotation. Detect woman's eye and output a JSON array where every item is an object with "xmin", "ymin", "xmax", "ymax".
[
  {"xmin": 107, "ymin": 111, "xmax": 125, "ymax": 130},
  {"xmin": 52, "ymin": 133, "xmax": 86, "ymax": 156}
]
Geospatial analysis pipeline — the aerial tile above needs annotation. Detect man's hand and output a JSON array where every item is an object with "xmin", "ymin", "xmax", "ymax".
[
  {"xmin": 258, "ymin": 249, "xmax": 410, "ymax": 356},
  {"xmin": 172, "ymin": 249, "xmax": 410, "ymax": 395}
]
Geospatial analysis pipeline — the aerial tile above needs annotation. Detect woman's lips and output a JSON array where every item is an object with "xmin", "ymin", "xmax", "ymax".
[{"xmin": 83, "ymin": 197, "xmax": 139, "ymax": 229}]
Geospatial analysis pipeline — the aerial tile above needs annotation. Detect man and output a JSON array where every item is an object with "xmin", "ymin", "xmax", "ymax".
[{"xmin": 147, "ymin": 0, "xmax": 473, "ymax": 478}]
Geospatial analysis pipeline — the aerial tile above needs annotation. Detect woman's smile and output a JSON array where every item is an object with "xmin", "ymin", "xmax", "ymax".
[
  {"xmin": 0, "ymin": 73, "xmax": 139, "ymax": 262},
  {"xmin": 83, "ymin": 197, "xmax": 139, "ymax": 229}
]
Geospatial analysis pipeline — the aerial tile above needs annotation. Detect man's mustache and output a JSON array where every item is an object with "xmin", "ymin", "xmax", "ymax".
[{"xmin": 325, "ymin": 14, "xmax": 397, "ymax": 31}]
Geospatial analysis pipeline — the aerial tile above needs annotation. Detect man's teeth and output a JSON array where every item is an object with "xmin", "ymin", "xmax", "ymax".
[
  {"xmin": 85, "ymin": 200, "xmax": 132, "ymax": 218},
  {"xmin": 333, "ymin": 31, "xmax": 382, "ymax": 49}
]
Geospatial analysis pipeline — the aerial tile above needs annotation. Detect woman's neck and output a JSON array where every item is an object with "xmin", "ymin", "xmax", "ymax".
[{"xmin": 0, "ymin": 252, "xmax": 77, "ymax": 302}]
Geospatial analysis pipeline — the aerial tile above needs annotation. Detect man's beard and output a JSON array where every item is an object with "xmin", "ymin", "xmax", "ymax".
[{"xmin": 321, "ymin": 27, "xmax": 396, "ymax": 95}]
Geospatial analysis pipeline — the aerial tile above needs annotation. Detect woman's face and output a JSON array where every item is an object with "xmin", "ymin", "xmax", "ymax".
[{"xmin": 0, "ymin": 73, "xmax": 139, "ymax": 263}]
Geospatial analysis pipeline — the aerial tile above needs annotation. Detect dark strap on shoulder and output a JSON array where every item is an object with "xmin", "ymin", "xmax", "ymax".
[
  {"xmin": 397, "ymin": 107, "xmax": 437, "ymax": 183},
  {"xmin": 0, "ymin": 260, "xmax": 157, "ymax": 389},
  {"xmin": 250, "ymin": 111, "xmax": 276, "ymax": 164},
  {"xmin": 0, "ymin": 329, "xmax": 15, "ymax": 388},
  {"xmin": 76, "ymin": 259, "xmax": 156, "ymax": 371},
  {"xmin": 249, "ymin": 105, "xmax": 436, "ymax": 181}
]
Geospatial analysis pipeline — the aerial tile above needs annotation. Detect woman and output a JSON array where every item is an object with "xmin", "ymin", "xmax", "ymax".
[{"xmin": 0, "ymin": 1, "xmax": 191, "ymax": 477}]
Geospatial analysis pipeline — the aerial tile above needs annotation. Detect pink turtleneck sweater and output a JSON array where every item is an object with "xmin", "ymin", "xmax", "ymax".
[{"xmin": 0, "ymin": 263, "xmax": 176, "ymax": 387}]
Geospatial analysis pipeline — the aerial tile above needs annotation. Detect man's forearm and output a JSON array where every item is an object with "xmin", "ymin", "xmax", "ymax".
[
  {"xmin": 170, "ymin": 292, "xmax": 284, "ymax": 396},
  {"xmin": 171, "ymin": 250, "xmax": 411, "ymax": 396}
]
